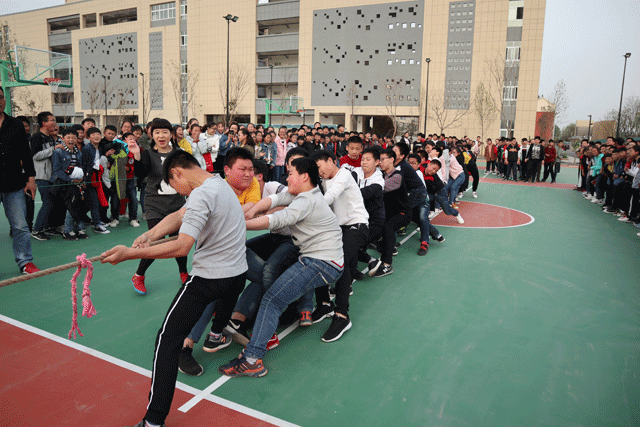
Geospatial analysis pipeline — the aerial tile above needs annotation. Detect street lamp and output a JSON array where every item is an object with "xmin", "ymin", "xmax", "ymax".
[
  {"xmin": 139, "ymin": 72, "xmax": 145, "ymax": 124},
  {"xmin": 269, "ymin": 64, "xmax": 274, "ymax": 113},
  {"xmin": 103, "ymin": 75, "xmax": 107, "ymax": 127},
  {"xmin": 616, "ymin": 52, "xmax": 631, "ymax": 139},
  {"xmin": 587, "ymin": 114, "xmax": 592, "ymax": 141},
  {"xmin": 223, "ymin": 14, "xmax": 239, "ymax": 127},
  {"xmin": 423, "ymin": 58, "xmax": 431, "ymax": 135}
]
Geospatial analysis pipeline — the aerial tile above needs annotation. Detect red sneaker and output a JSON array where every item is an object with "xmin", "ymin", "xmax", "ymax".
[
  {"xmin": 266, "ymin": 333, "xmax": 279, "ymax": 351},
  {"xmin": 21, "ymin": 262, "xmax": 40, "ymax": 275},
  {"xmin": 299, "ymin": 311, "xmax": 312, "ymax": 327},
  {"xmin": 132, "ymin": 274, "xmax": 147, "ymax": 295},
  {"xmin": 180, "ymin": 272, "xmax": 189, "ymax": 284}
]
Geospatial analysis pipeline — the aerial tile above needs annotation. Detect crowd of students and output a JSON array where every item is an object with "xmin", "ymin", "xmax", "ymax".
[{"xmin": 575, "ymin": 137, "xmax": 640, "ymax": 235}]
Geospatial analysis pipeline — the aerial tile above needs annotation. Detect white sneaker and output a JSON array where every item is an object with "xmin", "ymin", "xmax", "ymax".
[
  {"xmin": 435, "ymin": 208, "xmax": 443, "ymax": 214},
  {"xmin": 456, "ymin": 214, "xmax": 465, "ymax": 224},
  {"xmin": 457, "ymin": 192, "xmax": 463, "ymax": 198},
  {"xmin": 637, "ymin": 232, "xmax": 640, "ymax": 237},
  {"xmin": 130, "ymin": 220, "xmax": 140, "ymax": 228},
  {"xmin": 591, "ymin": 198, "xmax": 600, "ymax": 203},
  {"xmin": 472, "ymin": 192, "xmax": 477, "ymax": 198},
  {"xmin": 109, "ymin": 219, "xmax": 119, "ymax": 227},
  {"xmin": 428, "ymin": 211, "xmax": 438, "ymax": 220},
  {"xmin": 619, "ymin": 216, "xmax": 632, "ymax": 223}
]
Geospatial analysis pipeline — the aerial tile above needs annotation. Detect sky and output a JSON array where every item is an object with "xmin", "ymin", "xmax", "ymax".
[{"xmin": 1, "ymin": 0, "xmax": 639, "ymax": 128}]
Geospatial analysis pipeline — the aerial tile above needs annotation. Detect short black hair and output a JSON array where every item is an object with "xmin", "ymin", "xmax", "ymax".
[
  {"xmin": 71, "ymin": 124, "xmax": 84, "ymax": 133},
  {"xmin": 311, "ymin": 149, "xmax": 336, "ymax": 163},
  {"xmin": 104, "ymin": 125, "xmax": 117, "ymax": 133},
  {"xmin": 61, "ymin": 128, "xmax": 78, "ymax": 138},
  {"xmin": 86, "ymin": 127, "xmax": 101, "ymax": 137},
  {"xmin": 36, "ymin": 111, "xmax": 54, "ymax": 127},
  {"xmin": 149, "ymin": 118, "xmax": 172, "ymax": 134},
  {"xmin": 430, "ymin": 158, "xmax": 442, "ymax": 168},
  {"xmin": 381, "ymin": 148, "xmax": 396, "ymax": 160},
  {"xmin": 252, "ymin": 159, "xmax": 269, "ymax": 181},
  {"xmin": 81, "ymin": 118, "xmax": 96, "ymax": 126},
  {"xmin": 291, "ymin": 157, "xmax": 319, "ymax": 187},
  {"xmin": 362, "ymin": 146, "xmax": 381, "ymax": 160},
  {"xmin": 407, "ymin": 153, "xmax": 421, "ymax": 163},
  {"xmin": 224, "ymin": 146, "xmax": 253, "ymax": 168},
  {"xmin": 432, "ymin": 146, "xmax": 443, "ymax": 157},
  {"xmin": 122, "ymin": 132, "xmax": 135, "ymax": 140},
  {"xmin": 132, "ymin": 124, "xmax": 143, "ymax": 133},
  {"xmin": 394, "ymin": 141, "xmax": 410, "ymax": 157},
  {"xmin": 286, "ymin": 146, "xmax": 309, "ymax": 164},
  {"xmin": 162, "ymin": 149, "xmax": 201, "ymax": 183},
  {"xmin": 347, "ymin": 135, "xmax": 363, "ymax": 146},
  {"xmin": 16, "ymin": 115, "xmax": 30, "ymax": 126}
]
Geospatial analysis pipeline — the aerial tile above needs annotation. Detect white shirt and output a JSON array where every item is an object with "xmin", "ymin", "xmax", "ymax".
[{"xmin": 321, "ymin": 167, "xmax": 369, "ymax": 226}]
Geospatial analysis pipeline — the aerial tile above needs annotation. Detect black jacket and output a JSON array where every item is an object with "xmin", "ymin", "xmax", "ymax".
[{"xmin": 0, "ymin": 114, "xmax": 35, "ymax": 193}]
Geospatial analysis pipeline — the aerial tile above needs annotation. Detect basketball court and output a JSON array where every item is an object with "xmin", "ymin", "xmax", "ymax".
[{"xmin": 2, "ymin": 168, "xmax": 639, "ymax": 426}]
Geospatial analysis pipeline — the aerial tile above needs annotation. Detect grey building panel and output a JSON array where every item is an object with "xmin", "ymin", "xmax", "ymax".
[
  {"xmin": 79, "ymin": 33, "xmax": 138, "ymax": 111},
  {"xmin": 149, "ymin": 31, "xmax": 163, "ymax": 110},
  {"xmin": 256, "ymin": 66, "xmax": 299, "ymax": 85},
  {"xmin": 311, "ymin": 1, "xmax": 424, "ymax": 107},
  {"xmin": 151, "ymin": 18, "xmax": 175, "ymax": 28},
  {"xmin": 256, "ymin": 33, "xmax": 299, "ymax": 54},
  {"xmin": 257, "ymin": 0, "xmax": 300, "ymax": 22},
  {"xmin": 506, "ymin": 26, "xmax": 522, "ymax": 41},
  {"xmin": 49, "ymin": 32, "xmax": 71, "ymax": 47},
  {"xmin": 444, "ymin": 0, "xmax": 476, "ymax": 110}
]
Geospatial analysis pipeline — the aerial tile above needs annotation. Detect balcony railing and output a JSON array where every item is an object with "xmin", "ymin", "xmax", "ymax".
[
  {"xmin": 256, "ymin": 33, "xmax": 299, "ymax": 54},
  {"xmin": 256, "ymin": 66, "xmax": 298, "ymax": 84}
]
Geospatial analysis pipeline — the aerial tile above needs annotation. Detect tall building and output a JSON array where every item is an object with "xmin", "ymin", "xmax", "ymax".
[{"xmin": 0, "ymin": 0, "xmax": 546, "ymax": 138}]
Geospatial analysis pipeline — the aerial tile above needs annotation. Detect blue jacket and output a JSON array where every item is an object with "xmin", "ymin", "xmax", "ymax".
[
  {"xmin": 51, "ymin": 147, "xmax": 82, "ymax": 183},
  {"xmin": 613, "ymin": 160, "xmax": 626, "ymax": 186},
  {"xmin": 216, "ymin": 133, "xmax": 231, "ymax": 156},
  {"xmin": 81, "ymin": 143, "xmax": 98, "ymax": 183}
]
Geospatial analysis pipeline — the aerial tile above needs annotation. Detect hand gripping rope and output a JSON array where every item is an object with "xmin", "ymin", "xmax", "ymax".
[{"xmin": 68, "ymin": 254, "xmax": 97, "ymax": 339}]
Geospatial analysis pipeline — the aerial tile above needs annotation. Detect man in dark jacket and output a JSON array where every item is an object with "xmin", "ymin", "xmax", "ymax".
[{"xmin": 0, "ymin": 88, "xmax": 40, "ymax": 274}]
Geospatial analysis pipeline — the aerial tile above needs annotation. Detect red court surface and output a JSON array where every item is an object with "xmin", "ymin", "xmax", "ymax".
[
  {"xmin": 0, "ymin": 320, "xmax": 281, "ymax": 427},
  {"xmin": 431, "ymin": 200, "xmax": 534, "ymax": 228}
]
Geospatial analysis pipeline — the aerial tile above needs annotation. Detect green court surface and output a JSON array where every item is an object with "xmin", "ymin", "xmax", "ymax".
[{"xmin": 1, "ymin": 175, "xmax": 639, "ymax": 427}]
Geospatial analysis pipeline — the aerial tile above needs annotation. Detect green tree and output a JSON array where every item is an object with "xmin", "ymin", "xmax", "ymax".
[{"xmin": 554, "ymin": 125, "xmax": 561, "ymax": 140}]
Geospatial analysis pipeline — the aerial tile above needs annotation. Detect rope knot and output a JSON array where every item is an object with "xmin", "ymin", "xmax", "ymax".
[{"xmin": 68, "ymin": 253, "xmax": 97, "ymax": 339}]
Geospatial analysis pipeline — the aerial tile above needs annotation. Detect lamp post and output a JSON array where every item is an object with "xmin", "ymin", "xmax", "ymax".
[
  {"xmin": 139, "ymin": 72, "xmax": 145, "ymax": 124},
  {"xmin": 423, "ymin": 58, "xmax": 431, "ymax": 135},
  {"xmin": 587, "ymin": 114, "xmax": 592, "ymax": 141},
  {"xmin": 104, "ymin": 75, "xmax": 108, "ymax": 127},
  {"xmin": 616, "ymin": 52, "xmax": 631, "ymax": 139},
  {"xmin": 223, "ymin": 14, "xmax": 239, "ymax": 127}
]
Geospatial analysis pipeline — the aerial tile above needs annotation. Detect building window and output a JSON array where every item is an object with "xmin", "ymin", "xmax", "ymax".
[
  {"xmin": 151, "ymin": 2, "xmax": 176, "ymax": 21},
  {"xmin": 516, "ymin": 7, "xmax": 524, "ymax": 19},
  {"xmin": 180, "ymin": 59, "xmax": 187, "ymax": 74},
  {"xmin": 180, "ymin": 31, "xmax": 187, "ymax": 49},
  {"xmin": 180, "ymin": 0, "xmax": 187, "ymax": 19},
  {"xmin": 503, "ymin": 85, "xmax": 518, "ymax": 104}
]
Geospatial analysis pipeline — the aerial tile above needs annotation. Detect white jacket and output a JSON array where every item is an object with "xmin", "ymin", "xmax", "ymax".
[{"xmin": 199, "ymin": 132, "xmax": 220, "ymax": 163}]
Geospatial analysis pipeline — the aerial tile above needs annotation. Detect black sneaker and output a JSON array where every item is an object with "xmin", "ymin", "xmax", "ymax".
[
  {"xmin": 435, "ymin": 235, "xmax": 445, "ymax": 243},
  {"xmin": 45, "ymin": 227, "xmax": 63, "ymax": 236},
  {"xmin": 417, "ymin": 241, "xmax": 429, "ymax": 256},
  {"xmin": 368, "ymin": 258, "xmax": 382, "ymax": 276},
  {"xmin": 371, "ymin": 264, "xmax": 393, "ymax": 278},
  {"xmin": 352, "ymin": 270, "xmax": 364, "ymax": 281},
  {"xmin": 311, "ymin": 302, "xmax": 335, "ymax": 323},
  {"xmin": 31, "ymin": 231, "xmax": 50, "ymax": 241},
  {"xmin": 321, "ymin": 315, "xmax": 352, "ymax": 343},
  {"xmin": 392, "ymin": 247, "xmax": 399, "ymax": 256},
  {"xmin": 225, "ymin": 320, "xmax": 250, "ymax": 346},
  {"xmin": 178, "ymin": 346, "xmax": 203, "ymax": 376},
  {"xmin": 62, "ymin": 232, "xmax": 78, "ymax": 241},
  {"xmin": 397, "ymin": 226, "xmax": 407, "ymax": 236},
  {"xmin": 76, "ymin": 230, "xmax": 90, "ymax": 239},
  {"xmin": 94, "ymin": 224, "xmax": 110, "ymax": 234},
  {"xmin": 202, "ymin": 331, "xmax": 233, "ymax": 353}
]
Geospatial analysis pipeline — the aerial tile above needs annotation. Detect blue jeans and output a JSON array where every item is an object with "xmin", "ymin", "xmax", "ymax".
[
  {"xmin": 33, "ymin": 179, "xmax": 54, "ymax": 232},
  {"xmin": 445, "ymin": 174, "xmax": 465, "ymax": 206},
  {"xmin": 245, "ymin": 257, "xmax": 343, "ymax": 360},
  {"xmin": 84, "ymin": 186, "xmax": 102, "ymax": 226},
  {"xmin": 1, "ymin": 189, "xmax": 34, "ymax": 268},
  {"xmin": 234, "ymin": 235, "xmax": 299, "ymax": 320},
  {"xmin": 64, "ymin": 210, "xmax": 86, "ymax": 234},
  {"xmin": 433, "ymin": 189, "xmax": 460, "ymax": 217},
  {"xmin": 187, "ymin": 301, "xmax": 217, "ymax": 343},
  {"xmin": 416, "ymin": 195, "xmax": 440, "ymax": 242},
  {"xmin": 111, "ymin": 178, "xmax": 138, "ymax": 221},
  {"xmin": 273, "ymin": 165, "xmax": 285, "ymax": 183}
]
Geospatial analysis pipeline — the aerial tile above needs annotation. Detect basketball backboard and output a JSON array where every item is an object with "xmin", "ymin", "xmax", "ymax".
[{"xmin": 12, "ymin": 45, "xmax": 73, "ymax": 88}]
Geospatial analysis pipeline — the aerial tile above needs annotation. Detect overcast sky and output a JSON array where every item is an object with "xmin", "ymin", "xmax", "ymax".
[{"xmin": 1, "ymin": 0, "xmax": 639, "ymax": 127}]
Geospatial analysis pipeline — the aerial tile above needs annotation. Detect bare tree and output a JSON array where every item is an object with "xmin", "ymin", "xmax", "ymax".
[
  {"xmin": 472, "ymin": 82, "xmax": 498, "ymax": 140},
  {"xmin": 383, "ymin": 78, "xmax": 406, "ymax": 139},
  {"xmin": 618, "ymin": 96, "xmax": 640, "ymax": 138},
  {"xmin": 12, "ymin": 86, "xmax": 48, "ymax": 131},
  {"xmin": 484, "ymin": 53, "xmax": 519, "ymax": 137},
  {"xmin": 549, "ymin": 79, "xmax": 569, "ymax": 127},
  {"xmin": 169, "ymin": 60, "xmax": 200, "ymax": 126},
  {"xmin": 218, "ymin": 65, "xmax": 250, "ymax": 125},
  {"xmin": 427, "ymin": 90, "xmax": 469, "ymax": 135}
]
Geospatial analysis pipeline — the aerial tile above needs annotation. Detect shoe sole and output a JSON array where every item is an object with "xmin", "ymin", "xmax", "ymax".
[
  {"xmin": 299, "ymin": 320, "xmax": 313, "ymax": 327},
  {"xmin": 312, "ymin": 310, "xmax": 335, "ymax": 324},
  {"xmin": 219, "ymin": 366, "xmax": 268, "ymax": 378},
  {"xmin": 321, "ymin": 320, "xmax": 352, "ymax": 343},
  {"xmin": 31, "ymin": 235, "xmax": 49, "ymax": 241},
  {"xmin": 372, "ymin": 269, "xmax": 393, "ymax": 278},
  {"xmin": 225, "ymin": 326, "xmax": 251, "ymax": 346},
  {"xmin": 368, "ymin": 259, "xmax": 383, "ymax": 277},
  {"xmin": 131, "ymin": 279, "xmax": 147, "ymax": 295},
  {"xmin": 202, "ymin": 338, "xmax": 233, "ymax": 353},
  {"xmin": 178, "ymin": 366, "xmax": 203, "ymax": 377}
]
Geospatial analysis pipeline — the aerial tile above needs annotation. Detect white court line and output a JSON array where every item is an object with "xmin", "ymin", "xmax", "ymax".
[
  {"xmin": 178, "ymin": 320, "xmax": 302, "ymax": 413},
  {"xmin": 0, "ymin": 314, "xmax": 299, "ymax": 427},
  {"xmin": 433, "ymin": 200, "xmax": 536, "ymax": 229}
]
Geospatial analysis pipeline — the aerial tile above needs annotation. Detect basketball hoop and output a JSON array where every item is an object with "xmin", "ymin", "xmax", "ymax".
[
  {"xmin": 44, "ymin": 77, "xmax": 62, "ymax": 93},
  {"xmin": 297, "ymin": 109, "xmax": 304, "ymax": 117}
]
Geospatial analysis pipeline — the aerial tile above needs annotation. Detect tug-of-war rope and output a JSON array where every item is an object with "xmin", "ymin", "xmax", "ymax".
[{"xmin": 0, "ymin": 236, "xmax": 178, "ymax": 339}]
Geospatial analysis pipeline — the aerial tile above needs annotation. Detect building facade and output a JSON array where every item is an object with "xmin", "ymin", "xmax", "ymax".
[{"xmin": 1, "ymin": 0, "xmax": 546, "ymax": 137}]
